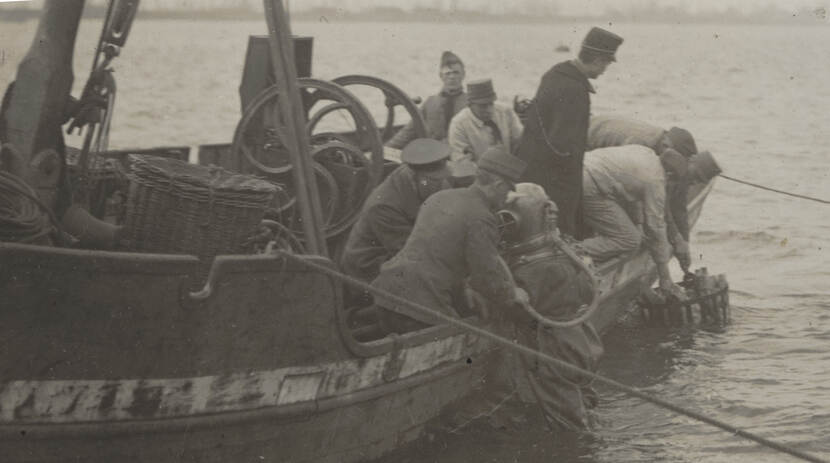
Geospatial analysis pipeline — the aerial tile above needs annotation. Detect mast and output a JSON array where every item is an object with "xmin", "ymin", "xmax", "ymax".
[
  {"xmin": 0, "ymin": 0, "xmax": 85, "ymax": 209},
  {"xmin": 262, "ymin": 0, "xmax": 328, "ymax": 256}
]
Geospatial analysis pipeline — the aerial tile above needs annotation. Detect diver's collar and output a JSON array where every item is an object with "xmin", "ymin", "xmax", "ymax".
[{"xmin": 502, "ymin": 232, "xmax": 560, "ymax": 267}]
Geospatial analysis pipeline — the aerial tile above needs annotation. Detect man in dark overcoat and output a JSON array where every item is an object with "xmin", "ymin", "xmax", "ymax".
[
  {"xmin": 515, "ymin": 27, "xmax": 623, "ymax": 238},
  {"xmin": 371, "ymin": 146, "xmax": 529, "ymax": 334},
  {"xmin": 341, "ymin": 138, "xmax": 453, "ymax": 282}
]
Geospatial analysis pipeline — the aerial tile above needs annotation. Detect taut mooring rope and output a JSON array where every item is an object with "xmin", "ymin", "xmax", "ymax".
[
  {"xmin": 277, "ymin": 250, "xmax": 828, "ymax": 463},
  {"xmin": 720, "ymin": 174, "xmax": 830, "ymax": 205}
]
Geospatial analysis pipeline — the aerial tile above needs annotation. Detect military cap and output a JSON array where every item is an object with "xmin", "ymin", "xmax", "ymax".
[
  {"xmin": 401, "ymin": 138, "xmax": 452, "ymax": 166},
  {"xmin": 467, "ymin": 78, "xmax": 497, "ymax": 104},
  {"xmin": 667, "ymin": 127, "xmax": 698, "ymax": 157},
  {"xmin": 689, "ymin": 150, "xmax": 721, "ymax": 182},
  {"xmin": 440, "ymin": 50, "xmax": 464, "ymax": 69},
  {"xmin": 478, "ymin": 145, "xmax": 526, "ymax": 184},
  {"xmin": 581, "ymin": 27, "xmax": 624, "ymax": 61}
]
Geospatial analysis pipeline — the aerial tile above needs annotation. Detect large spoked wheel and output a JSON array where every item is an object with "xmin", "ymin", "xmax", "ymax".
[
  {"xmin": 332, "ymin": 74, "xmax": 427, "ymax": 143},
  {"xmin": 309, "ymin": 140, "xmax": 371, "ymax": 238},
  {"xmin": 274, "ymin": 141, "xmax": 371, "ymax": 240},
  {"xmin": 232, "ymin": 77, "xmax": 385, "ymax": 189},
  {"xmin": 231, "ymin": 78, "xmax": 385, "ymax": 239}
]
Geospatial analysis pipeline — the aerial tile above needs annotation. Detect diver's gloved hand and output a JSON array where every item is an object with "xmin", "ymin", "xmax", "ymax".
[{"xmin": 659, "ymin": 277, "xmax": 686, "ymax": 301}]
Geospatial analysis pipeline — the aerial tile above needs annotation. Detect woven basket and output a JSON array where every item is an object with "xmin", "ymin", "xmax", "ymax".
[{"xmin": 122, "ymin": 155, "xmax": 277, "ymax": 264}]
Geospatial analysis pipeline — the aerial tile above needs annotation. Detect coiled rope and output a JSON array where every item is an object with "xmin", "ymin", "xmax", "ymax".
[
  {"xmin": 276, "ymin": 250, "xmax": 828, "ymax": 463},
  {"xmin": 720, "ymin": 174, "xmax": 830, "ymax": 205},
  {"xmin": 0, "ymin": 169, "xmax": 60, "ymax": 244}
]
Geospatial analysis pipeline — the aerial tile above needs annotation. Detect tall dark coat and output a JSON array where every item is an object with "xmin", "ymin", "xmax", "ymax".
[
  {"xmin": 515, "ymin": 61, "xmax": 594, "ymax": 237},
  {"xmin": 371, "ymin": 186, "xmax": 515, "ymax": 327},
  {"xmin": 340, "ymin": 164, "xmax": 429, "ymax": 282}
]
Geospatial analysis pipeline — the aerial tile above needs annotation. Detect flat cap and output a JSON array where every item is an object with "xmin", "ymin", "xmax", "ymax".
[
  {"xmin": 667, "ymin": 127, "xmax": 698, "ymax": 157},
  {"xmin": 401, "ymin": 138, "xmax": 452, "ymax": 165},
  {"xmin": 582, "ymin": 27, "xmax": 623, "ymax": 61},
  {"xmin": 467, "ymin": 78, "xmax": 497, "ymax": 104},
  {"xmin": 440, "ymin": 50, "xmax": 463, "ymax": 69},
  {"xmin": 478, "ymin": 146, "xmax": 526, "ymax": 184},
  {"xmin": 689, "ymin": 150, "xmax": 721, "ymax": 182}
]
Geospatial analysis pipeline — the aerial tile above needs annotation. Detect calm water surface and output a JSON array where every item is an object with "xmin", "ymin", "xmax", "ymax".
[{"xmin": 1, "ymin": 17, "xmax": 829, "ymax": 463}]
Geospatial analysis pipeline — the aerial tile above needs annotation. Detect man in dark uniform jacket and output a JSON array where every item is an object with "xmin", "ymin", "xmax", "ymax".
[
  {"xmin": 371, "ymin": 146, "xmax": 529, "ymax": 334},
  {"xmin": 341, "ymin": 138, "xmax": 453, "ymax": 282},
  {"xmin": 386, "ymin": 51, "xmax": 468, "ymax": 149},
  {"xmin": 515, "ymin": 27, "xmax": 623, "ymax": 238}
]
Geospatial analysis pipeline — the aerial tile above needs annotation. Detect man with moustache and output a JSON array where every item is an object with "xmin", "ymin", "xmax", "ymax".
[
  {"xmin": 386, "ymin": 51, "xmax": 467, "ymax": 149},
  {"xmin": 371, "ymin": 146, "xmax": 529, "ymax": 334},
  {"xmin": 447, "ymin": 78, "xmax": 524, "ymax": 177},
  {"xmin": 516, "ymin": 27, "xmax": 623, "ymax": 238}
]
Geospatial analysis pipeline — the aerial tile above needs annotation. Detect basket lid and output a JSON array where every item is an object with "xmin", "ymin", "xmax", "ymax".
[{"xmin": 129, "ymin": 154, "xmax": 278, "ymax": 196}]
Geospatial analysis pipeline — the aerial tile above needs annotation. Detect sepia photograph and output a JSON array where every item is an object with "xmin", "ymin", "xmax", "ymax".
[{"xmin": 0, "ymin": 0, "xmax": 828, "ymax": 461}]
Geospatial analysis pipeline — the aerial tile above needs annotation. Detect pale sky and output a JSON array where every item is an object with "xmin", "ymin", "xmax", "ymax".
[{"xmin": 6, "ymin": 0, "xmax": 824, "ymax": 18}]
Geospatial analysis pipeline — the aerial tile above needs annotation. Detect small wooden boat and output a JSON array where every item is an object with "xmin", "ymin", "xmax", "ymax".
[
  {"xmin": 0, "ymin": 1, "xmax": 717, "ymax": 462},
  {"xmin": 0, "ymin": 181, "xmax": 714, "ymax": 462}
]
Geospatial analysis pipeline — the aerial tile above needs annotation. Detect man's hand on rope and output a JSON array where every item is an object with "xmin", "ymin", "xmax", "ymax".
[{"xmin": 513, "ymin": 286, "xmax": 530, "ymax": 308}]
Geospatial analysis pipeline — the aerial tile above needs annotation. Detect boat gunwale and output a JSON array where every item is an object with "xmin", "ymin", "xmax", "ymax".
[{"xmin": 0, "ymin": 360, "xmax": 469, "ymax": 440}]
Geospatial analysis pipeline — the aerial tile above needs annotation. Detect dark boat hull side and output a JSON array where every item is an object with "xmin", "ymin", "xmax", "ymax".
[
  {"xmin": 0, "ymin": 181, "xmax": 714, "ymax": 463},
  {"xmin": 0, "ymin": 248, "xmax": 353, "ymax": 381},
  {"xmin": 0, "ymin": 245, "xmax": 485, "ymax": 462}
]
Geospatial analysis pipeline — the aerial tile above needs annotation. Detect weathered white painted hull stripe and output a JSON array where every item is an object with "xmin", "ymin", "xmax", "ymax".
[{"xmin": 0, "ymin": 333, "xmax": 474, "ymax": 424}]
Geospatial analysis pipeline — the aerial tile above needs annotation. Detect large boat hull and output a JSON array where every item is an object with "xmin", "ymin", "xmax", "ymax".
[{"xmin": 0, "ymin": 181, "xmax": 714, "ymax": 462}]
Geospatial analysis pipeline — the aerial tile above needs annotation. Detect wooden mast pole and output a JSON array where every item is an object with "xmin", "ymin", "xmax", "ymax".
[
  {"xmin": 262, "ymin": 0, "xmax": 328, "ymax": 256},
  {"xmin": 0, "ymin": 0, "xmax": 85, "ymax": 207}
]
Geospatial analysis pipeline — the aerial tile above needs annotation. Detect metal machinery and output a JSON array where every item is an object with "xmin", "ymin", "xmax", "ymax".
[{"xmin": 224, "ymin": 35, "xmax": 428, "ymax": 257}]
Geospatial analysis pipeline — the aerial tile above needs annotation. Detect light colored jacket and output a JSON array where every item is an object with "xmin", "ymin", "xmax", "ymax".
[
  {"xmin": 587, "ymin": 115, "xmax": 666, "ymax": 152},
  {"xmin": 583, "ymin": 145, "xmax": 672, "ymax": 264},
  {"xmin": 448, "ymin": 104, "xmax": 523, "ymax": 176}
]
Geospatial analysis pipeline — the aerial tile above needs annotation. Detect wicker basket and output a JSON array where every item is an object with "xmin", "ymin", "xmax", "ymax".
[{"xmin": 122, "ymin": 155, "xmax": 277, "ymax": 264}]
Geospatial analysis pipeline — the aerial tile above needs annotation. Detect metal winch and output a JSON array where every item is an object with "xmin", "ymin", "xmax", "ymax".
[{"xmin": 639, "ymin": 267, "xmax": 730, "ymax": 326}]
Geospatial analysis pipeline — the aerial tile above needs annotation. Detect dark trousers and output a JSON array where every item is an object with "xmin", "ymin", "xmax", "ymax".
[{"xmin": 518, "ymin": 149, "xmax": 584, "ymax": 238}]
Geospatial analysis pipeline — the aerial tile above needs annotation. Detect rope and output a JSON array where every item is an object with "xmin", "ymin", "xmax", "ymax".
[
  {"xmin": 277, "ymin": 250, "xmax": 828, "ymax": 463},
  {"xmin": 720, "ymin": 174, "xmax": 830, "ymax": 205},
  {"xmin": 0, "ymin": 169, "xmax": 60, "ymax": 244}
]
